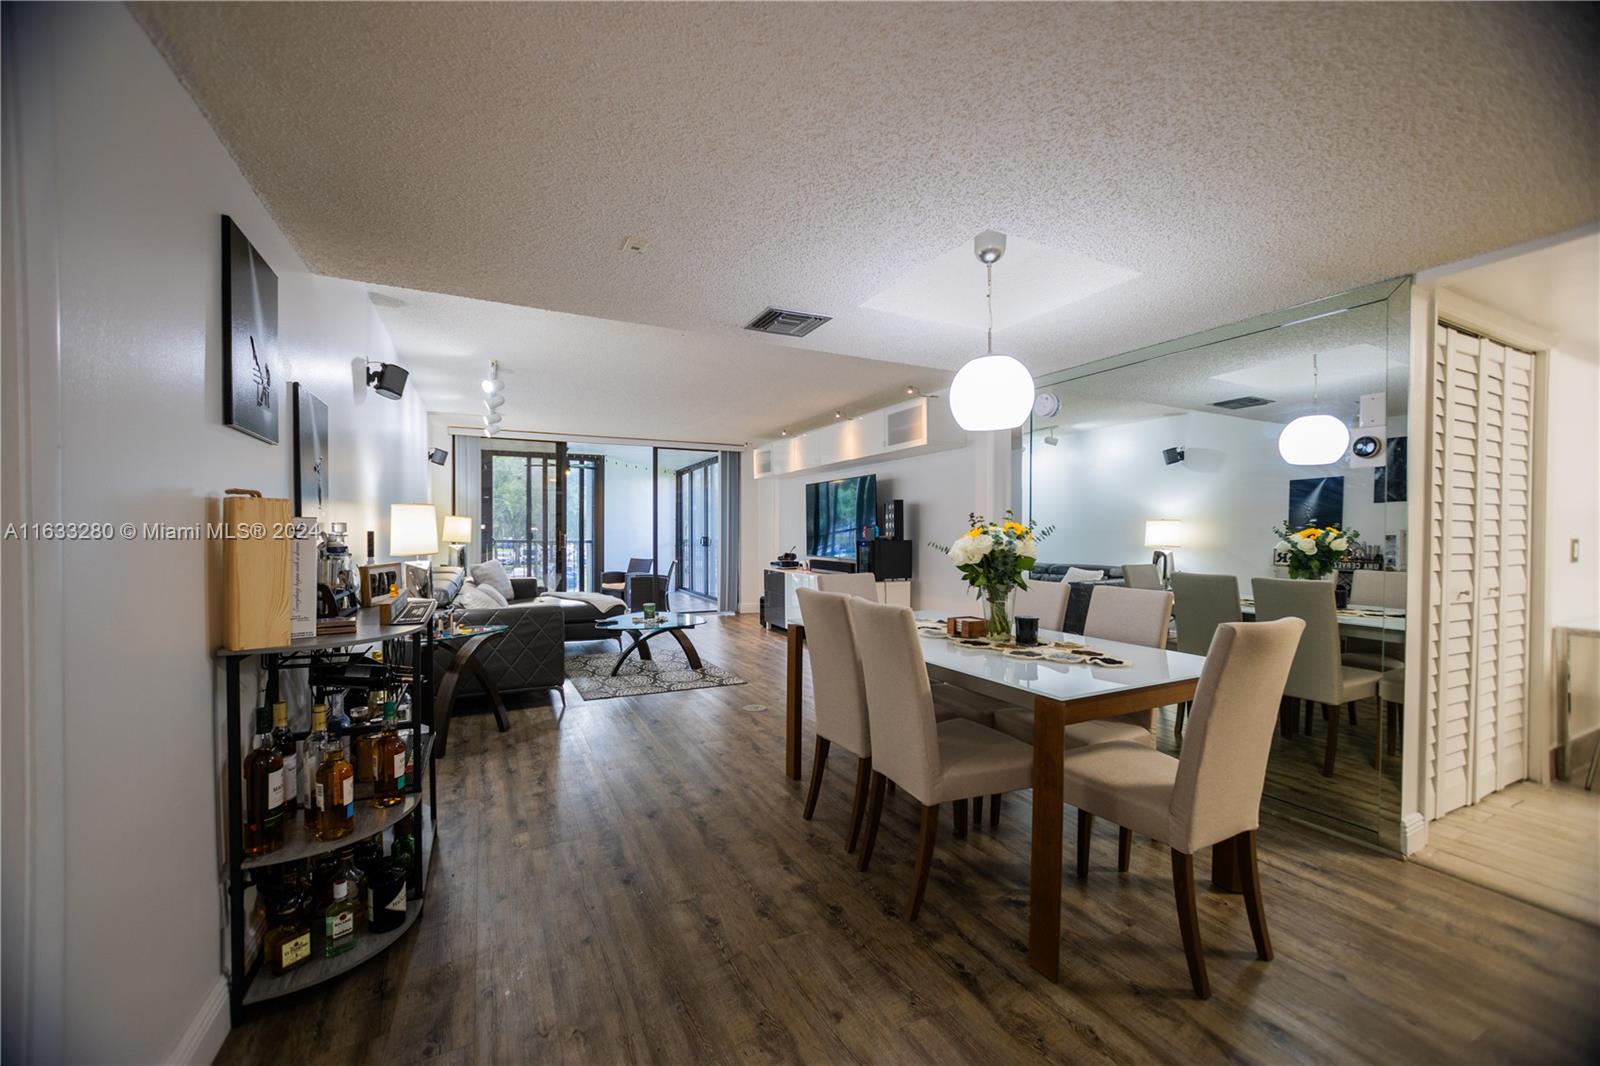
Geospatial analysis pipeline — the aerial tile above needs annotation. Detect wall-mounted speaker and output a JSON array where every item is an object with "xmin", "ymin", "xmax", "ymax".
[{"xmin": 1162, "ymin": 446, "xmax": 1186, "ymax": 466}]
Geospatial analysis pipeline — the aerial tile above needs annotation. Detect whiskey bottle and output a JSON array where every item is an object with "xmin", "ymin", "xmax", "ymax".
[
  {"xmin": 263, "ymin": 886, "xmax": 313, "ymax": 975},
  {"xmin": 372, "ymin": 700, "xmax": 407, "ymax": 808},
  {"xmin": 301, "ymin": 704, "xmax": 329, "ymax": 827},
  {"xmin": 243, "ymin": 706, "xmax": 286, "ymax": 856},
  {"xmin": 313, "ymin": 732, "xmax": 355, "ymax": 841},
  {"xmin": 270, "ymin": 701, "xmax": 299, "ymax": 815},
  {"xmin": 320, "ymin": 872, "xmax": 358, "ymax": 957},
  {"xmin": 366, "ymin": 858, "xmax": 408, "ymax": 934},
  {"xmin": 337, "ymin": 847, "xmax": 368, "ymax": 929}
]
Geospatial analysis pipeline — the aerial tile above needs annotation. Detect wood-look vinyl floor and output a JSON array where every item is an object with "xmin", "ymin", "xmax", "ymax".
[
  {"xmin": 1416, "ymin": 780, "xmax": 1600, "ymax": 926},
  {"xmin": 218, "ymin": 616, "xmax": 1600, "ymax": 1065}
]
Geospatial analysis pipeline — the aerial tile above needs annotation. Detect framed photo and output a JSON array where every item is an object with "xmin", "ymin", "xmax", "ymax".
[
  {"xmin": 401, "ymin": 561, "xmax": 432, "ymax": 600},
  {"xmin": 221, "ymin": 216, "xmax": 279, "ymax": 443},
  {"xmin": 359, "ymin": 563, "xmax": 402, "ymax": 607},
  {"xmin": 381, "ymin": 596, "xmax": 436, "ymax": 626},
  {"xmin": 293, "ymin": 383, "xmax": 329, "ymax": 514}
]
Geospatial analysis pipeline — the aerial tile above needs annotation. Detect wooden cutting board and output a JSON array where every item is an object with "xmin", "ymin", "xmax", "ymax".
[{"xmin": 222, "ymin": 488, "xmax": 292, "ymax": 650}]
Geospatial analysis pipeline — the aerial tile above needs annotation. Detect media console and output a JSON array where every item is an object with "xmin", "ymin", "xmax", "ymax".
[{"xmin": 760, "ymin": 566, "xmax": 911, "ymax": 630}]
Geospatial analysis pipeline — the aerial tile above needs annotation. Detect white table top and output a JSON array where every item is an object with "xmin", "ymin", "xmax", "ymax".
[
  {"xmin": 1239, "ymin": 598, "xmax": 1406, "ymax": 633},
  {"xmin": 911, "ymin": 611, "xmax": 1206, "ymax": 706}
]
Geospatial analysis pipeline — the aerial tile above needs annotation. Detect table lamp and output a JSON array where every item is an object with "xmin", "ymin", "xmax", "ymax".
[
  {"xmin": 390, "ymin": 504, "xmax": 440, "ymax": 600},
  {"xmin": 441, "ymin": 514, "xmax": 472, "ymax": 566},
  {"xmin": 1144, "ymin": 519, "xmax": 1183, "ymax": 585}
]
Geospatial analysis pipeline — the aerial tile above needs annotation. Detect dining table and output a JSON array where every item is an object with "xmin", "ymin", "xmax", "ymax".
[
  {"xmin": 1238, "ymin": 597, "xmax": 1407, "ymax": 635},
  {"xmin": 783, "ymin": 608, "xmax": 1212, "ymax": 982}
]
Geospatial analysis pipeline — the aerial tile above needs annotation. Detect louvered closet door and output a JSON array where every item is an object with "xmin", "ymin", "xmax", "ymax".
[{"xmin": 1427, "ymin": 326, "xmax": 1534, "ymax": 818}]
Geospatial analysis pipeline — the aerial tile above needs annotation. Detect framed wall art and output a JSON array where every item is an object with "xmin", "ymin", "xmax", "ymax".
[{"xmin": 221, "ymin": 215, "xmax": 280, "ymax": 443}]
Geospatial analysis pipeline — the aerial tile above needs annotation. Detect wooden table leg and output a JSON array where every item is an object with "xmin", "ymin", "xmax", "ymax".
[
  {"xmin": 1210, "ymin": 834, "xmax": 1244, "ymax": 894},
  {"xmin": 667, "ymin": 627, "xmax": 703, "ymax": 670},
  {"xmin": 611, "ymin": 631, "xmax": 648, "ymax": 676},
  {"xmin": 1028, "ymin": 696, "xmax": 1066, "ymax": 980},
  {"xmin": 433, "ymin": 631, "xmax": 499, "ymax": 756},
  {"xmin": 785, "ymin": 624, "xmax": 805, "ymax": 780},
  {"xmin": 465, "ymin": 654, "xmax": 511, "ymax": 732}
]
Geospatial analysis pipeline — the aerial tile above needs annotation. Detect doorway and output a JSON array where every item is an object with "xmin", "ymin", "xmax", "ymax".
[
  {"xmin": 480, "ymin": 444, "xmax": 603, "ymax": 591},
  {"xmin": 675, "ymin": 456, "xmax": 719, "ymax": 600}
]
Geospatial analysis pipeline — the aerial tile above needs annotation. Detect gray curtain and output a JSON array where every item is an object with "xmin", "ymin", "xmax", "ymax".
[
  {"xmin": 718, "ymin": 450, "xmax": 741, "ymax": 613},
  {"xmin": 451, "ymin": 434, "xmax": 482, "ymax": 566}
]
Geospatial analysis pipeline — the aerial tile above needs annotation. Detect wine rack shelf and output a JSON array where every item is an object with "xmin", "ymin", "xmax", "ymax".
[
  {"xmin": 244, "ymin": 811, "xmax": 432, "ymax": 1006},
  {"xmin": 242, "ymin": 735, "xmax": 435, "ymax": 870}
]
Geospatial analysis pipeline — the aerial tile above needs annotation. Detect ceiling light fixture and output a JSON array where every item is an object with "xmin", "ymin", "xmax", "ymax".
[
  {"xmin": 1276, "ymin": 352, "xmax": 1350, "ymax": 465},
  {"xmin": 482, "ymin": 359, "xmax": 504, "ymax": 438},
  {"xmin": 948, "ymin": 231, "xmax": 1035, "ymax": 432}
]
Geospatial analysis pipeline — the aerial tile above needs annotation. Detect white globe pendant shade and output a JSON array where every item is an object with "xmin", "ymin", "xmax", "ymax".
[
  {"xmin": 949, "ymin": 353, "xmax": 1035, "ymax": 431},
  {"xmin": 1277, "ymin": 414, "xmax": 1351, "ymax": 465}
]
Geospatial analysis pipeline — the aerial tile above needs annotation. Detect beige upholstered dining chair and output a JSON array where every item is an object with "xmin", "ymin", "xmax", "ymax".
[
  {"xmin": 1341, "ymin": 570, "xmax": 1406, "ymax": 672},
  {"xmin": 815, "ymin": 571, "xmax": 879, "ymax": 600},
  {"xmin": 1123, "ymin": 562, "xmax": 1163, "ymax": 590},
  {"xmin": 993, "ymin": 584, "xmax": 1175, "ymax": 753},
  {"xmin": 794, "ymin": 589, "xmax": 877, "ymax": 851},
  {"xmin": 846, "ymin": 598, "xmax": 1034, "ymax": 920},
  {"xmin": 1252, "ymin": 578, "xmax": 1382, "ymax": 776},
  {"xmin": 1062, "ymin": 617, "xmax": 1304, "ymax": 998},
  {"xmin": 1170, "ymin": 573, "xmax": 1243, "ymax": 739},
  {"xmin": 1350, "ymin": 570, "xmax": 1407, "ymax": 609},
  {"xmin": 1014, "ymin": 579, "xmax": 1070, "ymax": 631}
]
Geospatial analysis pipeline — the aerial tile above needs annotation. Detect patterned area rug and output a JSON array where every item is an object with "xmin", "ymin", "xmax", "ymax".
[{"xmin": 564, "ymin": 647, "xmax": 747, "ymax": 700}]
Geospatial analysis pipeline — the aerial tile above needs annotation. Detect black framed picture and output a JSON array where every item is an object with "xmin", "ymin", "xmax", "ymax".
[
  {"xmin": 293, "ymin": 383, "xmax": 329, "ymax": 514},
  {"xmin": 221, "ymin": 216, "xmax": 279, "ymax": 443},
  {"xmin": 1374, "ymin": 436, "xmax": 1408, "ymax": 503},
  {"xmin": 1288, "ymin": 475, "xmax": 1344, "ymax": 531}
]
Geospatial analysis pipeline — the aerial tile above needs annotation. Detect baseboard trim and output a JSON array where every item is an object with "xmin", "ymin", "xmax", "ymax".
[
  {"xmin": 1400, "ymin": 812, "xmax": 1428, "ymax": 856},
  {"xmin": 167, "ymin": 976, "xmax": 229, "ymax": 1065}
]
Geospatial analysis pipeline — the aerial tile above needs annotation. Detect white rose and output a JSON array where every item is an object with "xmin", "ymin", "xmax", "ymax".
[
  {"xmin": 1276, "ymin": 539, "xmax": 1294, "ymax": 553},
  {"xmin": 1018, "ymin": 536, "xmax": 1037, "ymax": 557},
  {"xmin": 1329, "ymin": 538, "xmax": 1349, "ymax": 552},
  {"xmin": 970, "ymin": 533, "xmax": 994, "ymax": 558},
  {"xmin": 948, "ymin": 538, "xmax": 977, "ymax": 566},
  {"xmin": 1296, "ymin": 538, "xmax": 1318, "ymax": 554}
]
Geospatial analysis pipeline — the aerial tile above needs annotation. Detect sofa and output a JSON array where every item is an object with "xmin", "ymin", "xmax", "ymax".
[
  {"xmin": 435, "ymin": 566, "xmax": 628, "ymax": 644},
  {"xmin": 1027, "ymin": 562, "xmax": 1128, "ymax": 634},
  {"xmin": 430, "ymin": 568, "xmax": 566, "ymax": 700}
]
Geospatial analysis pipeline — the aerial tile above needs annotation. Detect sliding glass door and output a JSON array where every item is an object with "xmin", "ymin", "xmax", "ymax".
[
  {"xmin": 480, "ymin": 443, "xmax": 603, "ymax": 590},
  {"xmin": 675, "ymin": 457, "xmax": 719, "ymax": 599}
]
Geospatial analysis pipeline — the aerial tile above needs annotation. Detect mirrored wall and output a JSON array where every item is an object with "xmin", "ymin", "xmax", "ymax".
[{"xmin": 1021, "ymin": 279, "xmax": 1411, "ymax": 844}]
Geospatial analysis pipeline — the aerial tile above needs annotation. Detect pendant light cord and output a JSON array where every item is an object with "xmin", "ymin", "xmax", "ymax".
[
  {"xmin": 1312, "ymin": 352, "xmax": 1320, "ymax": 407},
  {"xmin": 986, "ymin": 263, "xmax": 994, "ymax": 355}
]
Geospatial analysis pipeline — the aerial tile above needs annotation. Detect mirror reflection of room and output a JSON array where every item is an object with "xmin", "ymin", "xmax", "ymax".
[{"xmin": 1022, "ymin": 289, "xmax": 1407, "ymax": 840}]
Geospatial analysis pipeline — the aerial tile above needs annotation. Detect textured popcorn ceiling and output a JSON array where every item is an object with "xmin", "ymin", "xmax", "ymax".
[{"xmin": 133, "ymin": 1, "xmax": 1598, "ymax": 437}]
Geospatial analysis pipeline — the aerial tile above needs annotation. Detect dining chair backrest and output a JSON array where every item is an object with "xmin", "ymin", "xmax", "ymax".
[
  {"xmin": 795, "ymin": 589, "xmax": 871, "ymax": 755},
  {"xmin": 625, "ymin": 557, "xmax": 653, "ymax": 575},
  {"xmin": 1170, "ymin": 572, "xmax": 1243, "ymax": 656},
  {"xmin": 1350, "ymin": 570, "xmax": 1407, "ymax": 609},
  {"xmin": 1014, "ymin": 579, "xmax": 1070, "ymax": 631},
  {"xmin": 815, "ymin": 571, "xmax": 880, "ymax": 601},
  {"xmin": 1123, "ymin": 563, "xmax": 1163, "ymax": 590},
  {"xmin": 846, "ymin": 598, "xmax": 941, "ymax": 802},
  {"xmin": 1250, "ymin": 577, "xmax": 1344, "ymax": 705},
  {"xmin": 1084, "ymin": 585, "xmax": 1174, "ymax": 650},
  {"xmin": 1168, "ymin": 618, "xmax": 1305, "ymax": 853}
]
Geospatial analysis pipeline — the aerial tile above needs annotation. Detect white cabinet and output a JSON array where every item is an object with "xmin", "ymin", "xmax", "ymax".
[{"xmin": 751, "ymin": 397, "xmax": 962, "ymax": 479}]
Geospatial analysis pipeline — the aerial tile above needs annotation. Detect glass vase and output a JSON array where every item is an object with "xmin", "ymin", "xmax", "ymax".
[{"xmin": 984, "ymin": 589, "xmax": 1013, "ymax": 640}]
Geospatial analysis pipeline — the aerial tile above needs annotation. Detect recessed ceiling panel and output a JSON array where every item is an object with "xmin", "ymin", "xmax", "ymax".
[{"xmin": 860, "ymin": 234, "xmax": 1140, "ymax": 332}]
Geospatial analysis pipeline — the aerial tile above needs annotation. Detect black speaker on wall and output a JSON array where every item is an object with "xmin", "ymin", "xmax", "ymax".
[{"xmin": 881, "ymin": 499, "xmax": 906, "ymax": 540}]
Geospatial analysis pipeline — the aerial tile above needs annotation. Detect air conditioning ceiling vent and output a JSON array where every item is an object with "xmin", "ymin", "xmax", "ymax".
[
  {"xmin": 745, "ymin": 307, "xmax": 832, "ymax": 338},
  {"xmin": 1212, "ymin": 395, "xmax": 1274, "ymax": 410}
]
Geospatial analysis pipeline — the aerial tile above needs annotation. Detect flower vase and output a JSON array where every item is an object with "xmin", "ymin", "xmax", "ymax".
[{"xmin": 984, "ymin": 589, "xmax": 1013, "ymax": 640}]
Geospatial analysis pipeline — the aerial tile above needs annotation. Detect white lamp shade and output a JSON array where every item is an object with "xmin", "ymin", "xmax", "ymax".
[
  {"xmin": 1144, "ymin": 519, "xmax": 1183, "ymax": 548},
  {"xmin": 1277, "ymin": 414, "xmax": 1351, "ymax": 466},
  {"xmin": 389, "ymin": 503, "xmax": 439, "ymax": 556},
  {"xmin": 948, "ymin": 353, "xmax": 1035, "ymax": 431},
  {"xmin": 441, "ymin": 515, "xmax": 472, "ymax": 544}
]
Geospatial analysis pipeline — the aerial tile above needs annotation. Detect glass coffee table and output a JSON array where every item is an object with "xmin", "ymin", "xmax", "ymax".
[{"xmin": 594, "ymin": 611, "xmax": 707, "ymax": 676}]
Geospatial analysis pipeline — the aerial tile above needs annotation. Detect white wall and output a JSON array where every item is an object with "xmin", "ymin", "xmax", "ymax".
[
  {"xmin": 4, "ymin": 6, "xmax": 431, "ymax": 1062},
  {"xmin": 1543, "ymin": 344, "xmax": 1600, "ymax": 745},
  {"xmin": 746, "ymin": 439, "xmax": 1007, "ymax": 615},
  {"xmin": 1026, "ymin": 409, "xmax": 1409, "ymax": 583}
]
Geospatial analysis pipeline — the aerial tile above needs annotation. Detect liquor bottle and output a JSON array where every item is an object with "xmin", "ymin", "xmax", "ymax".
[
  {"xmin": 372, "ymin": 700, "xmax": 407, "ymax": 808},
  {"xmin": 320, "ymin": 871, "xmax": 358, "ymax": 958},
  {"xmin": 243, "ymin": 706, "xmax": 286, "ymax": 856},
  {"xmin": 270, "ymin": 701, "xmax": 299, "ymax": 815},
  {"xmin": 263, "ymin": 885, "xmax": 313, "ymax": 975},
  {"xmin": 366, "ymin": 858, "xmax": 408, "ymax": 934},
  {"xmin": 301, "ymin": 703, "xmax": 329, "ymax": 827},
  {"xmin": 336, "ymin": 847, "xmax": 368, "ymax": 929},
  {"xmin": 314, "ymin": 733, "xmax": 355, "ymax": 841}
]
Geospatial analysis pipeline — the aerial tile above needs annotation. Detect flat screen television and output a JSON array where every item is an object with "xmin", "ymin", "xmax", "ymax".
[{"xmin": 805, "ymin": 474, "xmax": 877, "ymax": 560}]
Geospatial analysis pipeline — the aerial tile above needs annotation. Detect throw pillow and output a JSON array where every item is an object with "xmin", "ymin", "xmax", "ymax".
[
  {"xmin": 469, "ymin": 559, "xmax": 515, "ymax": 601},
  {"xmin": 478, "ymin": 583, "xmax": 509, "ymax": 607},
  {"xmin": 455, "ymin": 583, "xmax": 503, "ymax": 610},
  {"xmin": 1065, "ymin": 567, "xmax": 1105, "ymax": 583}
]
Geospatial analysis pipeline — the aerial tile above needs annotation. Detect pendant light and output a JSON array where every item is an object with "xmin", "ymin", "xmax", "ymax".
[
  {"xmin": 481, "ymin": 359, "xmax": 504, "ymax": 438},
  {"xmin": 1277, "ymin": 351, "xmax": 1350, "ymax": 465},
  {"xmin": 948, "ymin": 231, "xmax": 1035, "ymax": 431}
]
